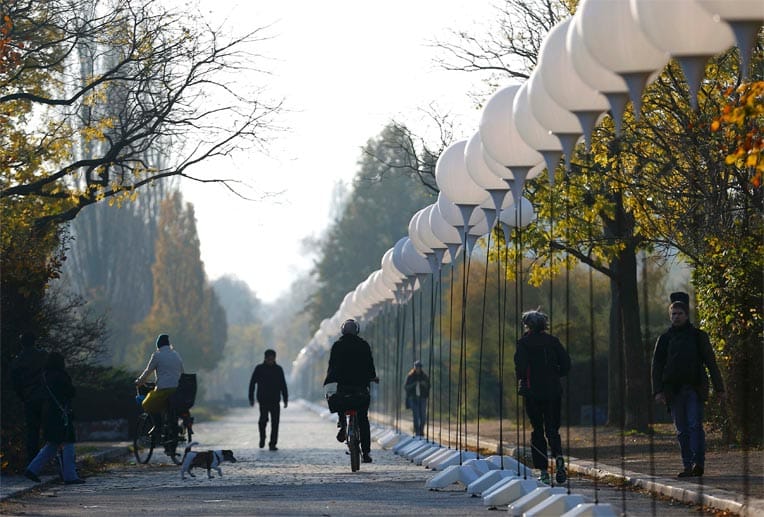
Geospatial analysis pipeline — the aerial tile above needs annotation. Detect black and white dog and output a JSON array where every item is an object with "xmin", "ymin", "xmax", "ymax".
[{"xmin": 180, "ymin": 442, "xmax": 237, "ymax": 480}]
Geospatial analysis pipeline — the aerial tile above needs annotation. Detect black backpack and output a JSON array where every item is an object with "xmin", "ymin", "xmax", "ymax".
[{"xmin": 169, "ymin": 373, "xmax": 197, "ymax": 413}]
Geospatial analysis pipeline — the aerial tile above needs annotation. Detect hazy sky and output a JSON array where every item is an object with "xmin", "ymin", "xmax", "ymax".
[{"xmin": 182, "ymin": 0, "xmax": 498, "ymax": 302}]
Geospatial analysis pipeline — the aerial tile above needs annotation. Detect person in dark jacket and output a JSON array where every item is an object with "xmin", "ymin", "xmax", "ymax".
[
  {"xmin": 10, "ymin": 333, "xmax": 48, "ymax": 463},
  {"xmin": 652, "ymin": 292, "xmax": 725, "ymax": 479},
  {"xmin": 323, "ymin": 319, "xmax": 378, "ymax": 463},
  {"xmin": 248, "ymin": 349, "xmax": 288, "ymax": 451},
  {"xmin": 24, "ymin": 352, "xmax": 84, "ymax": 484},
  {"xmin": 404, "ymin": 360, "xmax": 430, "ymax": 437},
  {"xmin": 514, "ymin": 309, "xmax": 571, "ymax": 485}
]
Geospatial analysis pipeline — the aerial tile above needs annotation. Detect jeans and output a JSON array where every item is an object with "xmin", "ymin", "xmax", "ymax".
[
  {"xmin": 258, "ymin": 402, "xmax": 281, "ymax": 446},
  {"xmin": 524, "ymin": 397, "xmax": 562, "ymax": 470},
  {"xmin": 672, "ymin": 385, "xmax": 705, "ymax": 469},
  {"xmin": 26, "ymin": 442, "xmax": 79, "ymax": 482},
  {"xmin": 410, "ymin": 397, "xmax": 427, "ymax": 436}
]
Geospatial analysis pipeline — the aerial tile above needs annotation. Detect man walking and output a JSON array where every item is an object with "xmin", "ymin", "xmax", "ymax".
[
  {"xmin": 652, "ymin": 292, "xmax": 725, "ymax": 478},
  {"xmin": 248, "ymin": 349, "xmax": 288, "ymax": 451}
]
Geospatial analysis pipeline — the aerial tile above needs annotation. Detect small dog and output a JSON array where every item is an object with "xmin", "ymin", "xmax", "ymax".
[{"xmin": 180, "ymin": 442, "xmax": 237, "ymax": 480}]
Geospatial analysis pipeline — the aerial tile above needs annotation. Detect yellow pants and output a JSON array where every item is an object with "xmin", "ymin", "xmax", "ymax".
[{"xmin": 142, "ymin": 387, "xmax": 176, "ymax": 414}]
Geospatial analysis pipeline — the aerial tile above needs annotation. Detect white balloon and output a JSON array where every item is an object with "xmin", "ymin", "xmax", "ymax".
[
  {"xmin": 465, "ymin": 131, "xmax": 508, "ymax": 191},
  {"xmin": 435, "ymin": 140, "xmax": 488, "ymax": 206},
  {"xmin": 630, "ymin": 0, "xmax": 735, "ymax": 107}
]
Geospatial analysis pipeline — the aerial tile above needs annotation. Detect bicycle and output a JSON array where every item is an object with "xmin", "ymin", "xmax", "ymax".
[
  {"xmin": 133, "ymin": 383, "xmax": 194, "ymax": 465},
  {"xmin": 343, "ymin": 408, "xmax": 362, "ymax": 472}
]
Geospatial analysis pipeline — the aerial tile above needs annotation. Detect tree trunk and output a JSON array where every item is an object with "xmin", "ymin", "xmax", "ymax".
[
  {"xmin": 618, "ymin": 245, "xmax": 651, "ymax": 432},
  {"xmin": 607, "ymin": 279, "xmax": 624, "ymax": 428}
]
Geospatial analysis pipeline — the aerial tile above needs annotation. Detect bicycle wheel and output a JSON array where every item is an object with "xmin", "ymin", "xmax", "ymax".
[
  {"xmin": 133, "ymin": 413, "xmax": 154, "ymax": 464},
  {"xmin": 348, "ymin": 415, "xmax": 361, "ymax": 472}
]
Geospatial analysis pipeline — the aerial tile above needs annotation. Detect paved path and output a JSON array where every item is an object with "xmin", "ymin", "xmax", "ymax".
[{"xmin": 0, "ymin": 402, "xmax": 753, "ymax": 516}]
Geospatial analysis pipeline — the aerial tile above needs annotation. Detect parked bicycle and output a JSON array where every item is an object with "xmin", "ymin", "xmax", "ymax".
[{"xmin": 133, "ymin": 382, "xmax": 194, "ymax": 464}]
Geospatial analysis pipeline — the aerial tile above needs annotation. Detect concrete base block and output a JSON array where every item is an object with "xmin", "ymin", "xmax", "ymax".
[
  {"xmin": 561, "ymin": 503, "xmax": 618, "ymax": 517},
  {"xmin": 413, "ymin": 445, "xmax": 441, "ymax": 465},
  {"xmin": 401, "ymin": 441, "xmax": 433, "ymax": 460},
  {"xmin": 425, "ymin": 462, "xmax": 482, "ymax": 490},
  {"xmin": 392, "ymin": 435, "xmax": 415, "ymax": 453},
  {"xmin": 467, "ymin": 470, "xmax": 518, "ymax": 496},
  {"xmin": 430, "ymin": 450, "xmax": 477, "ymax": 471},
  {"xmin": 378, "ymin": 431, "xmax": 403, "ymax": 449},
  {"xmin": 397, "ymin": 437, "xmax": 426, "ymax": 456},
  {"xmin": 508, "ymin": 487, "xmax": 567, "ymax": 516},
  {"xmin": 483, "ymin": 478, "xmax": 540, "ymax": 507},
  {"xmin": 463, "ymin": 459, "xmax": 493, "ymax": 476},
  {"xmin": 525, "ymin": 493, "xmax": 587, "ymax": 517},
  {"xmin": 422, "ymin": 448, "xmax": 455, "ymax": 468},
  {"xmin": 485, "ymin": 455, "xmax": 532, "ymax": 476}
]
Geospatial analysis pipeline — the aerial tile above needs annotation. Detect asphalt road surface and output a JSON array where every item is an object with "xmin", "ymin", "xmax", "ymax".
[{"xmin": 1, "ymin": 403, "xmax": 709, "ymax": 516}]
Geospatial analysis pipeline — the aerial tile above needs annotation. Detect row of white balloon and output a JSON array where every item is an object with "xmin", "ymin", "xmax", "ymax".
[{"xmin": 291, "ymin": 0, "xmax": 762, "ymax": 379}]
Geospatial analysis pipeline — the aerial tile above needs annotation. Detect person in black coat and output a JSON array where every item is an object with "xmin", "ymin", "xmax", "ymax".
[
  {"xmin": 10, "ymin": 333, "xmax": 48, "ymax": 464},
  {"xmin": 323, "ymin": 319, "xmax": 378, "ymax": 463},
  {"xmin": 652, "ymin": 292, "xmax": 725, "ymax": 478},
  {"xmin": 404, "ymin": 360, "xmax": 430, "ymax": 437},
  {"xmin": 24, "ymin": 352, "xmax": 84, "ymax": 484},
  {"xmin": 514, "ymin": 310, "xmax": 571, "ymax": 485},
  {"xmin": 248, "ymin": 349, "xmax": 288, "ymax": 451}
]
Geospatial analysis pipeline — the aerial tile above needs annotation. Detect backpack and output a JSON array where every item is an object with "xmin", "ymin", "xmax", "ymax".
[{"xmin": 169, "ymin": 373, "xmax": 197, "ymax": 412}]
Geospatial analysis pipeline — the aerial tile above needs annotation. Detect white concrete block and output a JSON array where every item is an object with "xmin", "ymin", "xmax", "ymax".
[
  {"xmin": 413, "ymin": 445, "xmax": 441, "ymax": 465},
  {"xmin": 378, "ymin": 431, "xmax": 403, "ymax": 449},
  {"xmin": 561, "ymin": 503, "xmax": 618, "ymax": 517},
  {"xmin": 482, "ymin": 478, "xmax": 540, "ymax": 507},
  {"xmin": 392, "ymin": 435, "xmax": 416, "ymax": 453},
  {"xmin": 401, "ymin": 441, "xmax": 433, "ymax": 460},
  {"xmin": 466, "ymin": 469, "xmax": 518, "ymax": 496},
  {"xmin": 430, "ymin": 450, "xmax": 477, "ymax": 471},
  {"xmin": 422, "ymin": 448, "xmax": 455, "ymax": 468},
  {"xmin": 525, "ymin": 493, "xmax": 587, "ymax": 517},
  {"xmin": 425, "ymin": 463, "xmax": 482, "ymax": 489},
  {"xmin": 507, "ymin": 486, "xmax": 567, "ymax": 516}
]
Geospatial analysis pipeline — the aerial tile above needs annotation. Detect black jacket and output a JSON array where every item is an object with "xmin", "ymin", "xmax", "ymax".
[
  {"xmin": 249, "ymin": 362, "xmax": 288, "ymax": 406},
  {"xmin": 514, "ymin": 331, "xmax": 571, "ymax": 400},
  {"xmin": 323, "ymin": 334, "xmax": 377, "ymax": 388},
  {"xmin": 42, "ymin": 366, "xmax": 76, "ymax": 443},
  {"xmin": 405, "ymin": 370, "xmax": 430, "ymax": 399},
  {"xmin": 651, "ymin": 322, "xmax": 724, "ymax": 401},
  {"xmin": 10, "ymin": 347, "xmax": 48, "ymax": 402}
]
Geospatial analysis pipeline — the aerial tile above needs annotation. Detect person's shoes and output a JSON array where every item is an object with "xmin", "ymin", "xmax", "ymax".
[
  {"xmin": 64, "ymin": 478, "xmax": 86, "ymax": 485},
  {"xmin": 336, "ymin": 427, "xmax": 347, "ymax": 443},
  {"xmin": 539, "ymin": 470, "xmax": 550, "ymax": 485},
  {"xmin": 691, "ymin": 464, "xmax": 704, "ymax": 477},
  {"xmin": 362, "ymin": 453, "xmax": 372, "ymax": 463},
  {"xmin": 259, "ymin": 437, "xmax": 265, "ymax": 448},
  {"xmin": 555, "ymin": 457, "xmax": 567, "ymax": 484},
  {"xmin": 268, "ymin": 444, "xmax": 278, "ymax": 451},
  {"xmin": 677, "ymin": 467, "xmax": 694, "ymax": 478},
  {"xmin": 24, "ymin": 470, "xmax": 41, "ymax": 483}
]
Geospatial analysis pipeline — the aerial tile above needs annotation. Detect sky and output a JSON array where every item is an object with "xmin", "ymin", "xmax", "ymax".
[{"xmin": 182, "ymin": 0, "xmax": 499, "ymax": 303}]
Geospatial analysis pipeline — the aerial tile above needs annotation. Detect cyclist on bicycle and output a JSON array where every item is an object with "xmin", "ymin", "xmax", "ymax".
[
  {"xmin": 135, "ymin": 334, "xmax": 184, "ymax": 437},
  {"xmin": 323, "ymin": 319, "xmax": 378, "ymax": 463}
]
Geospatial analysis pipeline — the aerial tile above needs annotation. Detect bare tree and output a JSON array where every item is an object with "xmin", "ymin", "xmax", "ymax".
[{"xmin": 1, "ymin": 0, "xmax": 283, "ymax": 228}]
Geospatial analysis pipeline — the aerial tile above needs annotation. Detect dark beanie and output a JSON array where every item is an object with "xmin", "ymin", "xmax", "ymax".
[
  {"xmin": 264, "ymin": 349, "xmax": 276, "ymax": 358},
  {"xmin": 156, "ymin": 334, "xmax": 170, "ymax": 348},
  {"xmin": 670, "ymin": 292, "xmax": 690, "ymax": 305}
]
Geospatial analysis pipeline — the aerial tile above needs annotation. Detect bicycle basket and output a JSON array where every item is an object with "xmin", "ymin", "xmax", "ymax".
[{"xmin": 168, "ymin": 373, "xmax": 197, "ymax": 412}]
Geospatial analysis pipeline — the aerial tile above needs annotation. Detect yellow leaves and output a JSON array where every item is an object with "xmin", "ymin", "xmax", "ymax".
[{"xmin": 713, "ymin": 81, "xmax": 764, "ymax": 183}]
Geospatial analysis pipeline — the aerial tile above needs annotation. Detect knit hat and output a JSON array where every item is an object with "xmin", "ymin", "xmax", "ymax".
[
  {"xmin": 156, "ymin": 334, "xmax": 170, "ymax": 348},
  {"xmin": 414, "ymin": 360, "xmax": 422, "ymax": 368},
  {"xmin": 670, "ymin": 292, "xmax": 690, "ymax": 305}
]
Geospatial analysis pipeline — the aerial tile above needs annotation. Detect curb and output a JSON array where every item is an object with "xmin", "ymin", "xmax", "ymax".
[{"xmin": 569, "ymin": 459, "xmax": 764, "ymax": 517}]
